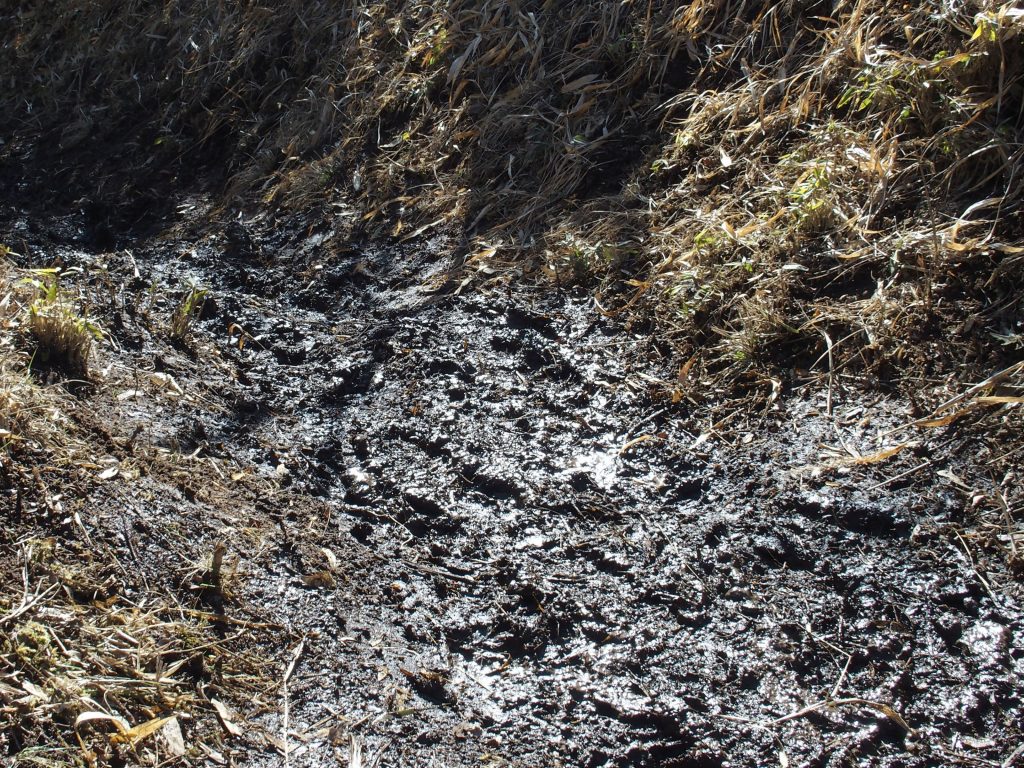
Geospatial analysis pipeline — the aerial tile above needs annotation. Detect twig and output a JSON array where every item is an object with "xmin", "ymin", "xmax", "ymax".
[
  {"xmin": 180, "ymin": 608, "xmax": 284, "ymax": 629},
  {"xmin": 866, "ymin": 459, "xmax": 933, "ymax": 492},
  {"xmin": 349, "ymin": 735, "xmax": 364, "ymax": 768},
  {"xmin": 817, "ymin": 327, "xmax": 835, "ymax": 416},
  {"xmin": 410, "ymin": 563, "xmax": 478, "ymax": 585},
  {"xmin": 0, "ymin": 583, "xmax": 60, "ymax": 628},
  {"xmin": 721, "ymin": 696, "xmax": 912, "ymax": 733},
  {"xmin": 1003, "ymin": 742, "xmax": 1024, "ymax": 768},
  {"xmin": 281, "ymin": 637, "xmax": 305, "ymax": 768},
  {"xmin": 830, "ymin": 652, "xmax": 854, "ymax": 700},
  {"xmin": 780, "ymin": 697, "xmax": 911, "ymax": 731},
  {"xmin": 771, "ymin": 697, "xmax": 907, "ymax": 729},
  {"xmin": 986, "ymin": 441, "xmax": 1024, "ymax": 466},
  {"xmin": 992, "ymin": 486, "xmax": 1019, "ymax": 561},
  {"xmin": 292, "ymin": 705, "xmax": 350, "ymax": 739},
  {"xmin": 210, "ymin": 541, "xmax": 227, "ymax": 589},
  {"xmin": 624, "ymin": 407, "xmax": 668, "ymax": 440},
  {"xmin": 885, "ymin": 361, "xmax": 1024, "ymax": 436},
  {"xmin": 953, "ymin": 530, "xmax": 998, "ymax": 604}
]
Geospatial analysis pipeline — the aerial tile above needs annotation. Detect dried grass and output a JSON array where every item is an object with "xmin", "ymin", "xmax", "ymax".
[
  {"xmin": 0, "ymin": 1, "xmax": 1019, "ymax": 426},
  {"xmin": 0, "ymin": 262, "xmax": 272, "ymax": 765},
  {"xmin": 0, "ymin": 265, "xmax": 75, "ymax": 447}
]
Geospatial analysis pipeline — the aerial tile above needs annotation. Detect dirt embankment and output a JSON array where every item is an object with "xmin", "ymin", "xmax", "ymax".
[{"xmin": 3, "ymin": 1, "xmax": 1023, "ymax": 397}]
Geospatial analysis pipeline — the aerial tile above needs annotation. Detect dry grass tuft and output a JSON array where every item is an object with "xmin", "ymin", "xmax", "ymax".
[
  {"xmin": 169, "ymin": 286, "xmax": 208, "ymax": 343},
  {"xmin": 22, "ymin": 271, "xmax": 102, "ymax": 378},
  {"xmin": 0, "ymin": 263, "xmax": 75, "ymax": 446},
  {"xmin": 0, "ymin": 537, "xmax": 270, "ymax": 765}
]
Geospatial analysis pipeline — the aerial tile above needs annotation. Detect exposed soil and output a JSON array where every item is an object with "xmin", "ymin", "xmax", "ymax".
[{"xmin": 2, "ymin": 199, "xmax": 1022, "ymax": 768}]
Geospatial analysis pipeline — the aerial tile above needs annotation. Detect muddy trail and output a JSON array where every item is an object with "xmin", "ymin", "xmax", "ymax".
[{"xmin": 2, "ymin": 201, "xmax": 1022, "ymax": 768}]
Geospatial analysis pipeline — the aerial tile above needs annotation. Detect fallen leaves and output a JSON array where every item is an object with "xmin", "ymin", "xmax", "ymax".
[{"xmin": 211, "ymin": 698, "xmax": 243, "ymax": 737}]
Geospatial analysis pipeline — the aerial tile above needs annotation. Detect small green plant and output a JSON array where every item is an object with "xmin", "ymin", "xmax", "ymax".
[
  {"xmin": 838, "ymin": 59, "xmax": 922, "ymax": 117},
  {"xmin": 547, "ymin": 234, "xmax": 621, "ymax": 285},
  {"xmin": 692, "ymin": 228, "xmax": 724, "ymax": 259},
  {"xmin": 422, "ymin": 26, "xmax": 447, "ymax": 67},
  {"xmin": 787, "ymin": 162, "xmax": 836, "ymax": 231},
  {"xmin": 170, "ymin": 285, "xmax": 208, "ymax": 341},
  {"xmin": 22, "ymin": 269, "xmax": 103, "ymax": 376}
]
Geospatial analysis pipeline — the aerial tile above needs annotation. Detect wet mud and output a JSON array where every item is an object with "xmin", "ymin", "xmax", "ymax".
[{"xmin": 2, "ymin": 202, "xmax": 1021, "ymax": 767}]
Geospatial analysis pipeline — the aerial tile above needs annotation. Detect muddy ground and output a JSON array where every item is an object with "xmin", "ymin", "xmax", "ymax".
[{"xmin": 2, "ymin": 198, "xmax": 1022, "ymax": 768}]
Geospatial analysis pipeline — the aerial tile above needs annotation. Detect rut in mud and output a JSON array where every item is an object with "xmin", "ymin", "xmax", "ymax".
[{"xmin": 3, "ymin": 203, "xmax": 1020, "ymax": 768}]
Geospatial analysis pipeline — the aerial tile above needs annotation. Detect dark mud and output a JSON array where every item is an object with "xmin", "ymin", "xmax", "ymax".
[{"xmin": 2, "ymin": 201, "xmax": 1022, "ymax": 767}]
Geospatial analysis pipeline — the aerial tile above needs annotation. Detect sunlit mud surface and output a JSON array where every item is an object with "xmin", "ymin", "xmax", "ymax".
[{"xmin": 2, "ymin": 202, "xmax": 1021, "ymax": 767}]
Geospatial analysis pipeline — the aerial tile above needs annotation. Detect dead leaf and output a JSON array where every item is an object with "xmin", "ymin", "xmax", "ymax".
[
  {"xmin": 620, "ymin": 434, "xmax": 655, "ymax": 454},
  {"xmin": 917, "ymin": 410, "xmax": 968, "ymax": 428},
  {"xmin": 111, "ymin": 715, "xmax": 174, "ymax": 746},
  {"xmin": 327, "ymin": 723, "xmax": 347, "ymax": 745},
  {"xmin": 869, "ymin": 702, "xmax": 913, "ymax": 732},
  {"xmin": 211, "ymin": 698, "xmax": 242, "ymax": 737},
  {"xmin": 160, "ymin": 716, "xmax": 186, "ymax": 757},
  {"xmin": 447, "ymin": 35, "xmax": 480, "ymax": 84},
  {"xmin": 75, "ymin": 710, "xmax": 130, "ymax": 734},
  {"xmin": 150, "ymin": 372, "xmax": 184, "ymax": 394},
  {"xmin": 200, "ymin": 744, "xmax": 228, "ymax": 765},
  {"xmin": 321, "ymin": 547, "xmax": 339, "ymax": 571},
  {"xmin": 453, "ymin": 721, "xmax": 483, "ymax": 739},
  {"xmin": 678, "ymin": 354, "xmax": 697, "ymax": 383},
  {"xmin": 21, "ymin": 680, "xmax": 49, "ymax": 701},
  {"xmin": 349, "ymin": 735, "xmax": 363, "ymax": 768},
  {"xmin": 849, "ymin": 444, "xmax": 908, "ymax": 465},
  {"xmin": 561, "ymin": 73, "xmax": 601, "ymax": 92}
]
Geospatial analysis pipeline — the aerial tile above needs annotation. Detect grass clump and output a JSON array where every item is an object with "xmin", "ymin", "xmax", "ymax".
[
  {"xmin": 22, "ymin": 270, "xmax": 102, "ymax": 378},
  {"xmin": 169, "ymin": 285, "xmax": 208, "ymax": 342},
  {"xmin": 1, "ymin": 264, "xmax": 75, "ymax": 449}
]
